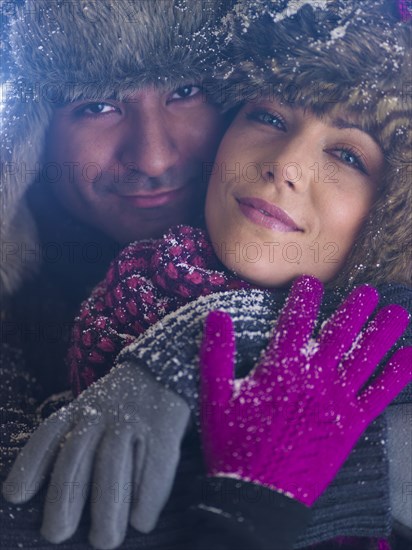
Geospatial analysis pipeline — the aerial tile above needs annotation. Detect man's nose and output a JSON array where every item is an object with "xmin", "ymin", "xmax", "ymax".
[
  {"xmin": 261, "ymin": 139, "xmax": 314, "ymax": 193},
  {"xmin": 120, "ymin": 106, "xmax": 179, "ymax": 178}
]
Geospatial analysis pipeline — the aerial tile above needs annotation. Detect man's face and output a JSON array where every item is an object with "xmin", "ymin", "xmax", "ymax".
[
  {"xmin": 206, "ymin": 97, "xmax": 383, "ymax": 287},
  {"xmin": 43, "ymin": 85, "xmax": 225, "ymax": 243}
]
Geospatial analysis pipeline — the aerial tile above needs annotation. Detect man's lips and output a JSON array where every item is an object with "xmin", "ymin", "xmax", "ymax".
[
  {"xmin": 236, "ymin": 196, "xmax": 302, "ymax": 232},
  {"xmin": 115, "ymin": 185, "xmax": 190, "ymax": 208}
]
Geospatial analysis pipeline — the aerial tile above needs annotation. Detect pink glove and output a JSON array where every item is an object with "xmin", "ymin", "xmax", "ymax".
[
  {"xmin": 397, "ymin": 0, "xmax": 411, "ymax": 21},
  {"xmin": 199, "ymin": 275, "xmax": 412, "ymax": 507}
]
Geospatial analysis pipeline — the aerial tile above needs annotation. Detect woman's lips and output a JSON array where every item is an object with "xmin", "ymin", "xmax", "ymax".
[{"xmin": 236, "ymin": 196, "xmax": 302, "ymax": 232}]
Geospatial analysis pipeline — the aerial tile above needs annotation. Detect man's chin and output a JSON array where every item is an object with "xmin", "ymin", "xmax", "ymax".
[
  {"xmin": 87, "ymin": 192, "xmax": 204, "ymax": 243},
  {"xmin": 104, "ymin": 214, "xmax": 196, "ymax": 245}
]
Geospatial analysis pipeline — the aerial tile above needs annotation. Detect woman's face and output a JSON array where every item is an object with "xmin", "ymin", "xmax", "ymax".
[{"xmin": 205, "ymin": 98, "xmax": 384, "ymax": 287}]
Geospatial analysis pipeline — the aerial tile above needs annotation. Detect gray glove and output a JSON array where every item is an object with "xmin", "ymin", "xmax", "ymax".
[
  {"xmin": 2, "ymin": 361, "xmax": 190, "ymax": 549},
  {"xmin": 387, "ymin": 403, "xmax": 412, "ymax": 537}
]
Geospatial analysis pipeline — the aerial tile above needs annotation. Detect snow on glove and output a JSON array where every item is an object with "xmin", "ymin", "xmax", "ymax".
[
  {"xmin": 2, "ymin": 362, "xmax": 190, "ymax": 549},
  {"xmin": 199, "ymin": 275, "xmax": 412, "ymax": 507}
]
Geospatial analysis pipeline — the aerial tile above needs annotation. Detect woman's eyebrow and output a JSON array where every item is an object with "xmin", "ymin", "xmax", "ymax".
[
  {"xmin": 331, "ymin": 117, "xmax": 381, "ymax": 148},
  {"xmin": 331, "ymin": 118, "xmax": 364, "ymax": 131}
]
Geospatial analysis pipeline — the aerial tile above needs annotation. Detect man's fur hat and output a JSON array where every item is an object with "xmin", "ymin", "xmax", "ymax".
[
  {"xmin": 0, "ymin": 0, "xmax": 233, "ymax": 296},
  {"xmin": 212, "ymin": 0, "xmax": 411, "ymax": 288}
]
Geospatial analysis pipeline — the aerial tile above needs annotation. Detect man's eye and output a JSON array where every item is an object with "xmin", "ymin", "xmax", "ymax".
[
  {"xmin": 246, "ymin": 110, "xmax": 287, "ymax": 131},
  {"xmin": 78, "ymin": 103, "xmax": 117, "ymax": 115},
  {"xmin": 170, "ymin": 85, "xmax": 201, "ymax": 100}
]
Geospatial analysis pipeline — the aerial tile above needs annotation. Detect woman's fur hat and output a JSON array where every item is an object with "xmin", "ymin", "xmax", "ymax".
[
  {"xmin": 0, "ymin": 0, "xmax": 233, "ymax": 296},
  {"xmin": 213, "ymin": 0, "xmax": 412, "ymax": 288}
]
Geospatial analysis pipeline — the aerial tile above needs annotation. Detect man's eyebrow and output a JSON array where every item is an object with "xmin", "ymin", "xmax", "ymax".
[{"xmin": 57, "ymin": 94, "xmax": 118, "ymax": 107}]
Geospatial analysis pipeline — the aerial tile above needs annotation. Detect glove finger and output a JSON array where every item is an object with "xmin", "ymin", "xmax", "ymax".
[
  {"xmin": 251, "ymin": 276, "xmax": 323, "ymax": 389},
  {"xmin": 200, "ymin": 311, "xmax": 236, "ymax": 414},
  {"xmin": 41, "ymin": 421, "xmax": 104, "ymax": 544},
  {"xmin": 263, "ymin": 275, "xmax": 323, "ymax": 361},
  {"xmin": 357, "ymin": 347, "xmax": 412, "ymax": 422},
  {"xmin": 342, "ymin": 304, "xmax": 410, "ymax": 393},
  {"xmin": 317, "ymin": 285, "xmax": 379, "ymax": 365},
  {"xmin": 89, "ymin": 428, "xmax": 134, "ymax": 550},
  {"xmin": 2, "ymin": 410, "xmax": 73, "ymax": 504},
  {"xmin": 129, "ymin": 436, "xmax": 180, "ymax": 534}
]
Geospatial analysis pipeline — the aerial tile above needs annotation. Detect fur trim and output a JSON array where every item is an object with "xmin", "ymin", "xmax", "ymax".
[
  {"xmin": 0, "ymin": 200, "xmax": 39, "ymax": 297},
  {"xmin": 211, "ymin": 0, "xmax": 412, "ymax": 287},
  {"xmin": 9, "ymin": 0, "xmax": 229, "ymax": 97},
  {"xmin": 0, "ymin": 0, "xmax": 233, "ymax": 295}
]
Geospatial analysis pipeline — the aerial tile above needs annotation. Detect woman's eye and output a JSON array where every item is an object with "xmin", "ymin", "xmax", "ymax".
[
  {"xmin": 333, "ymin": 148, "xmax": 368, "ymax": 174},
  {"xmin": 78, "ymin": 103, "xmax": 117, "ymax": 115},
  {"xmin": 170, "ymin": 85, "xmax": 201, "ymax": 100},
  {"xmin": 246, "ymin": 110, "xmax": 286, "ymax": 131}
]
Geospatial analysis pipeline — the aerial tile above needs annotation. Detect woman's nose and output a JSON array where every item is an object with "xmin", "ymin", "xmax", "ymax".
[{"xmin": 261, "ymin": 138, "xmax": 315, "ymax": 193}]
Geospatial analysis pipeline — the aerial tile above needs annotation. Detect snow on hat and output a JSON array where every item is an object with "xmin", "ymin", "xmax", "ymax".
[
  {"xmin": 210, "ymin": 0, "xmax": 412, "ymax": 289},
  {"xmin": 0, "ymin": 0, "xmax": 234, "ymax": 296}
]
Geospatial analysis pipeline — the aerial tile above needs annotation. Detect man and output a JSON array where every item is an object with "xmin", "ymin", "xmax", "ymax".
[
  {"xmin": 1, "ymin": 0, "xmax": 230, "ymax": 393},
  {"xmin": 0, "ymin": 1, "xmax": 233, "ymax": 547}
]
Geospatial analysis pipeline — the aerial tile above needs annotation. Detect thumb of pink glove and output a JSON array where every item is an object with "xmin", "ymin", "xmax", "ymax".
[{"xmin": 199, "ymin": 275, "xmax": 412, "ymax": 506}]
